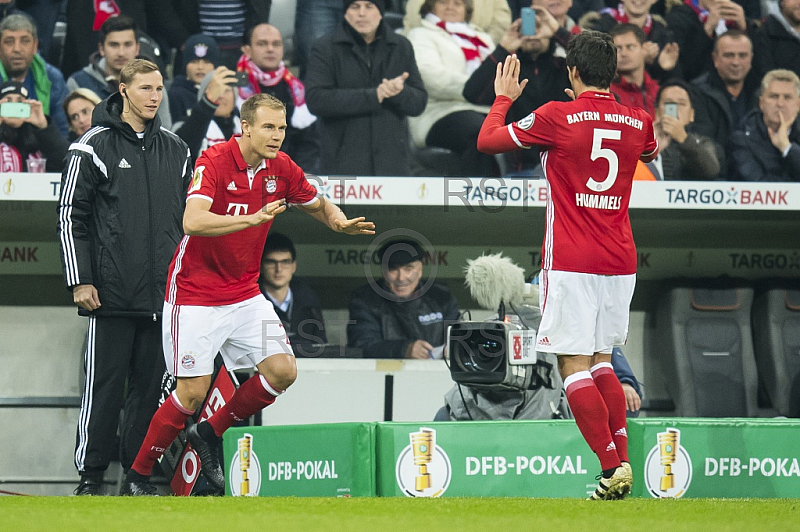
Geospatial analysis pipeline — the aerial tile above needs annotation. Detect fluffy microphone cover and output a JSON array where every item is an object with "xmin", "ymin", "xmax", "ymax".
[{"xmin": 464, "ymin": 253, "xmax": 525, "ymax": 310}]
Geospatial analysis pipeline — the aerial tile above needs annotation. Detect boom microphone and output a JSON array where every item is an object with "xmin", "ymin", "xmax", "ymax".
[{"xmin": 465, "ymin": 253, "xmax": 526, "ymax": 311}]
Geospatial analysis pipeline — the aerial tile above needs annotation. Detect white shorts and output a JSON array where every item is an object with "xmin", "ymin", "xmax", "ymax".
[
  {"xmin": 163, "ymin": 294, "xmax": 293, "ymax": 377},
  {"xmin": 536, "ymin": 269, "xmax": 635, "ymax": 355}
]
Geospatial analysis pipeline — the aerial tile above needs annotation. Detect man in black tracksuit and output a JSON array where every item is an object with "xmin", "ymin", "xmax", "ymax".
[{"xmin": 57, "ymin": 59, "xmax": 192, "ymax": 495}]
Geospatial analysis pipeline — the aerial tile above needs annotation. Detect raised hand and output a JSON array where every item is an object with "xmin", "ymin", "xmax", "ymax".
[
  {"xmin": 494, "ymin": 54, "xmax": 528, "ymax": 102},
  {"xmin": 767, "ymin": 111, "xmax": 792, "ymax": 152}
]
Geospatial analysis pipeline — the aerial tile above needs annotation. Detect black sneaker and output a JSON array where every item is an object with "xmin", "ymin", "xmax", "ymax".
[
  {"xmin": 119, "ymin": 478, "xmax": 159, "ymax": 496},
  {"xmin": 187, "ymin": 423, "xmax": 225, "ymax": 490},
  {"xmin": 74, "ymin": 479, "xmax": 100, "ymax": 496}
]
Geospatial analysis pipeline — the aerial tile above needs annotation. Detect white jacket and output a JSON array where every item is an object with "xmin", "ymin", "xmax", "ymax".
[{"xmin": 407, "ymin": 19, "xmax": 494, "ymax": 148}]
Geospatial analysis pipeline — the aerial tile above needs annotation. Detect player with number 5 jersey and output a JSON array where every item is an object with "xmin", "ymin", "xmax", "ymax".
[{"xmin": 477, "ymin": 31, "xmax": 657, "ymax": 501}]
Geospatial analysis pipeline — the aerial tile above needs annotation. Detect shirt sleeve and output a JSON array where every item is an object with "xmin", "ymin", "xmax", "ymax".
[
  {"xmin": 284, "ymin": 158, "xmax": 319, "ymax": 205},
  {"xmin": 186, "ymin": 154, "xmax": 218, "ymax": 204},
  {"xmin": 479, "ymin": 97, "xmax": 558, "ymax": 153},
  {"xmin": 640, "ymin": 114, "xmax": 659, "ymax": 162}
]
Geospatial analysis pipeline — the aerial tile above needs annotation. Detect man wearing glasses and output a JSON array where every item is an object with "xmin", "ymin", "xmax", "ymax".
[{"xmin": 259, "ymin": 232, "xmax": 327, "ymax": 354}]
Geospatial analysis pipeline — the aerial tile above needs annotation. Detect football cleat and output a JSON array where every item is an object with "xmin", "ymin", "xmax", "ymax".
[
  {"xmin": 589, "ymin": 466, "xmax": 633, "ymax": 500},
  {"xmin": 74, "ymin": 479, "xmax": 100, "ymax": 496},
  {"xmin": 187, "ymin": 423, "xmax": 225, "ymax": 490},
  {"xmin": 119, "ymin": 479, "xmax": 158, "ymax": 496}
]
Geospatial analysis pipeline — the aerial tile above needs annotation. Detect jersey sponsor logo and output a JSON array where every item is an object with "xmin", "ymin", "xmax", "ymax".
[
  {"xmin": 189, "ymin": 165, "xmax": 205, "ymax": 193},
  {"xmin": 227, "ymin": 181, "xmax": 237, "ymax": 191},
  {"xmin": 227, "ymin": 203, "xmax": 249, "ymax": 215},
  {"xmin": 516, "ymin": 112, "xmax": 535, "ymax": 130},
  {"xmin": 118, "ymin": 158, "xmax": 131, "ymax": 169}
]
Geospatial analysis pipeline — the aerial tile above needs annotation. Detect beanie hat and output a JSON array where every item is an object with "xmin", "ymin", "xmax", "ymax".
[
  {"xmin": 379, "ymin": 239, "xmax": 424, "ymax": 269},
  {"xmin": 0, "ymin": 80, "xmax": 29, "ymax": 99},
  {"xmin": 183, "ymin": 34, "xmax": 220, "ymax": 66},
  {"xmin": 342, "ymin": 0, "xmax": 385, "ymax": 15}
]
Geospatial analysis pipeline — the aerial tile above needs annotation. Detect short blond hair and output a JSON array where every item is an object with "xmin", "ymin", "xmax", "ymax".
[
  {"xmin": 240, "ymin": 93, "xmax": 286, "ymax": 124},
  {"xmin": 761, "ymin": 69, "xmax": 800, "ymax": 97},
  {"xmin": 119, "ymin": 59, "xmax": 160, "ymax": 86}
]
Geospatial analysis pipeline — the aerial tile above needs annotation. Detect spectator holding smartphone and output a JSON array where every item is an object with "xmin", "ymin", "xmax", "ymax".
[
  {"xmin": 174, "ymin": 66, "xmax": 241, "ymax": 160},
  {"xmin": 638, "ymin": 80, "xmax": 723, "ymax": 180},
  {"xmin": 0, "ymin": 80, "xmax": 68, "ymax": 172}
]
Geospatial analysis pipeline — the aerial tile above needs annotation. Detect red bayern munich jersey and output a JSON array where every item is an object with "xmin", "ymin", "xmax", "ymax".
[
  {"xmin": 489, "ymin": 92, "xmax": 657, "ymax": 275},
  {"xmin": 166, "ymin": 136, "xmax": 318, "ymax": 306}
]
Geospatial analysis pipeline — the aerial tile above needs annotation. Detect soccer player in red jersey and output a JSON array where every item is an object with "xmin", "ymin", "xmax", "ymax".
[
  {"xmin": 121, "ymin": 93, "xmax": 375, "ymax": 496},
  {"xmin": 477, "ymin": 31, "xmax": 658, "ymax": 500}
]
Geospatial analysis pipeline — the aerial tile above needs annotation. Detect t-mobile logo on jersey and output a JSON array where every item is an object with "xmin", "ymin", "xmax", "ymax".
[{"xmin": 227, "ymin": 203, "xmax": 249, "ymax": 215}]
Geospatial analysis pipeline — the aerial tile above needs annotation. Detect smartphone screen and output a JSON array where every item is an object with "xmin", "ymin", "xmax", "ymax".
[
  {"xmin": 233, "ymin": 71, "xmax": 250, "ymax": 87},
  {"xmin": 0, "ymin": 102, "xmax": 31, "ymax": 119},
  {"xmin": 521, "ymin": 7, "xmax": 536, "ymax": 36},
  {"xmin": 664, "ymin": 102, "xmax": 678, "ymax": 118}
]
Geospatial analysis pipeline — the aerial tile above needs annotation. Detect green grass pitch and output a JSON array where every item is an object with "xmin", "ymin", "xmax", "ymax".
[{"xmin": 1, "ymin": 497, "xmax": 799, "ymax": 531}]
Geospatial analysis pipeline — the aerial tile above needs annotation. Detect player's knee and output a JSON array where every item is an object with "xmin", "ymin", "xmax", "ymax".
[
  {"xmin": 260, "ymin": 354, "xmax": 297, "ymax": 391},
  {"xmin": 176, "ymin": 376, "xmax": 212, "ymax": 411}
]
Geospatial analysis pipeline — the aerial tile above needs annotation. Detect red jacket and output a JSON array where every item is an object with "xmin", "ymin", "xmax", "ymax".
[{"xmin": 610, "ymin": 72, "xmax": 659, "ymax": 118}]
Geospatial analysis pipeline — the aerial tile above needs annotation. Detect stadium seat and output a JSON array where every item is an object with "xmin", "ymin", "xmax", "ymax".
[
  {"xmin": 751, "ymin": 287, "xmax": 800, "ymax": 417},
  {"xmin": 652, "ymin": 283, "xmax": 759, "ymax": 417}
]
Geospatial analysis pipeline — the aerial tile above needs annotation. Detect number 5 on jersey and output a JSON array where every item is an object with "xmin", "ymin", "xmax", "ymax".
[{"xmin": 587, "ymin": 128, "xmax": 621, "ymax": 192}]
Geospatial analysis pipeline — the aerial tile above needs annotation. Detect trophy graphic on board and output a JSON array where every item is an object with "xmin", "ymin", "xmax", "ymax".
[
  {"xmin": 658, "ymin": 428, "xmax": 680, "ymax": 492},
  {"xmin": 238, "ymin": 433, "xmax": 253, "ymax": 496},
  {"xmin": 410, "ymin": 428, "xmax": 435, "ymax": 491}
]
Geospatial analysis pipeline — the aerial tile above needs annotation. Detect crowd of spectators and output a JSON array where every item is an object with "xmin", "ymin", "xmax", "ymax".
[{"xmin": 3, "ymin": 0, "xmax": 800, "ymax": 180}]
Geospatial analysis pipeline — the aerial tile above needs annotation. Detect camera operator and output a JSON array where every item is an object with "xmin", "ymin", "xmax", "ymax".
[{"xmin": 0, "ymin": 80, "xmax": 68, "ymax": 172}]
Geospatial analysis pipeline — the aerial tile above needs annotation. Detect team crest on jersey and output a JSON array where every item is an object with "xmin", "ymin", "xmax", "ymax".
[
  {"xmin": 180, "ymin": 352, "xmax": 196, "ymax": 370},
  {"xmin": 516, "ymin": 113, "xmax": 535, "ymax": 130},
  {"xmin": 189, "ymin": 166, "xmax": 205, "ymax": 193},
  {"xmin": 265, "ymin": 175, "xmax": 277, "ymax": 194}
]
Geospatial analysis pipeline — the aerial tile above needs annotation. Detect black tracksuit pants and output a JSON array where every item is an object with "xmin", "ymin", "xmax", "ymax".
[{"xmin": 74, "ymin": 315, "xmax": 165, "ymax": 478}]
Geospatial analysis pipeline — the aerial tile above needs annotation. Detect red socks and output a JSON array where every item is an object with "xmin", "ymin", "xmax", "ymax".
[
  {"xmin": 206, "ymin": 374, "xmax": 282, "ymax": 437},
  {"xmin": 130, "ymin": 392, "xmax": 194, "ymax": 476},
  {"xmin": 591, "ymin": 362, "xmax": 629, "ymax": 463},
  {"xmin": 564, "ymin": 371, "xmax": 621, "ymax": 472}
]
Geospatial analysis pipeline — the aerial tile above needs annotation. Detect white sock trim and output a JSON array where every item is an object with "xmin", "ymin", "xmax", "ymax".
[
  {"xmin": 590, "ymin": 362, "xmax": 614, "ymax": 373},
  {"xmin": 563, "ymin": 370, "xmax": 593, "ymax": 390},
  {"xmin": 259, "ymin": 374, "xmax": 283, "ymax": 396},
  {"xmin": 170, "ymin": 391, "xmax": 194, "ymax": 415}
]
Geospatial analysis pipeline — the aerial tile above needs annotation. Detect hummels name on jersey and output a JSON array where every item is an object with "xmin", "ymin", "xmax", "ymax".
[{"xmin": 575, "ymin": 193, "xmax": 622, "ymax": 210}]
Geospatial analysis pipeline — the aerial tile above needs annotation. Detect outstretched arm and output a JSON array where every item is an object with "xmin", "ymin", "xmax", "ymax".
[
  {"xmin": 183, "ymin": 197, "xmax": 286, "ymax": 236},
  {"xmin": 297, "ymin": 197, "xmax": 375, "ymax": 235}
]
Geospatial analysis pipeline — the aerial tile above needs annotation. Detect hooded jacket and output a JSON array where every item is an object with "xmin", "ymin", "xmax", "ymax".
[{"xmin": 57, "ymin": 93, "xmax": 192, "ymax": 317}]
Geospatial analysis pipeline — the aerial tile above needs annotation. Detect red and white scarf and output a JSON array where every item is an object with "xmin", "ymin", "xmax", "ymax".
[
  {"xmin": 0, "ymin": 143, "xmax": 22, "ymax": 172},
  {"xmin": 601, "ymin": 4, "xmax": 654, "ymax": 35},
  {"xmin": 236, "ymin": 55, "xmax": 316, "ymax": 129},
  {"xmin": 426, "ymin": 14, "xmax": 491, "ymax": 76}
]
